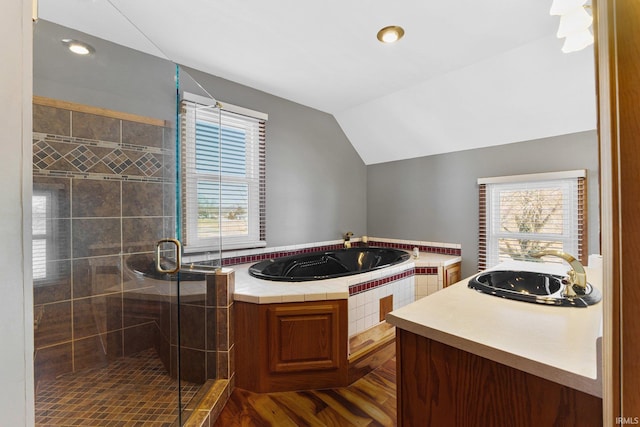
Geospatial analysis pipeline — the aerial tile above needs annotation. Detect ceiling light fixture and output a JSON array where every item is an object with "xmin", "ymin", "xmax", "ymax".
[
  {"xmin": 61, "ymin": 39, "xmax": 95, "ymax": 56},
  {"xmin": 549, "ymin": 0, "xmax": 593, "ymax": 53},
  {"xmin": 377, "ymin": 26, "xmax": 405, "ymax": 44}
]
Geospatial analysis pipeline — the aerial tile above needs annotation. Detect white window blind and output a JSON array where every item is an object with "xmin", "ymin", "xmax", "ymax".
[
  {"xmin": 32, "ymin": 188, "xmax": 64, "ymax": 283},
  {"xmin": 32, "ymin": 193, "xmax": 49, "ymax": 280},
  {"xmin": 181, "ymin": 96, "xmax": 266, "ymax": 251},
  {"xmin": 478, "ymin": 171, "xmax": 586, "ymax": 270}
]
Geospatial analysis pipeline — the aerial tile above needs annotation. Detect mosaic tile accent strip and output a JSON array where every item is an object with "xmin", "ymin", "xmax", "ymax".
[
  {"xmin": 33, "ymin": 133, "xmax": 169, "ymax": 183},
  {"xmin": 220, "ymin": 241, "xmax": 460, "ymax": 268},
  {"xmin": 35, "ymin": 348, "xmax": 200, "ymax": 426},
  {"xmin": 33, "ymin": 139, "xmax": 63, "ymax": 169},
  {"xmin": 369, "ymin": 240, "xmax": 462, "ymax": 256},
  {"xmin": 103, "ymin": 148, "xmax": 133, "ymax": 173},
  {"xmin": 35, "ymin": 170, "xmax": 165, "ymax": 183},
  {"xmin": 67, "ymin": 145, "xmax": 101, "ymax": 170},
  {"xmin": 221, "ymin": 243, "xmax": 347, "ymax": 266},
  {"xmin": 136, "ymin": 152, "xmax": 164, "ymax": 176},
  {"xmin": 415, "ymin": 266, "xmax": 438, "ymax": 275},
  {"xmin": 348, "ymin": 267, "xmax": 415, "ymax": 296}
]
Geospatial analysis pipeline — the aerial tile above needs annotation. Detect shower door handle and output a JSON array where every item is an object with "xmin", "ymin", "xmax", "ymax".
[{"xmin": 155, "ymin": 238, "xmax": 182, "ymax": 274}]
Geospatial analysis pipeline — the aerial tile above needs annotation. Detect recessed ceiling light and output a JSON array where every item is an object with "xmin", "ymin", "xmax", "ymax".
[
  {"xmin": 61, "ymin": 39, "xmax": 95, "ymax": 55},
  {"xmin": 376, "ymin": 26, "xmax": 405, "ymax": 44}
]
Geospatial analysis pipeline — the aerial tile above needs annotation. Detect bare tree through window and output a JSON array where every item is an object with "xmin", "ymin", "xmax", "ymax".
[{"xmin": 499, "ymin": 188, "xmax": 563, "ymax": 261}]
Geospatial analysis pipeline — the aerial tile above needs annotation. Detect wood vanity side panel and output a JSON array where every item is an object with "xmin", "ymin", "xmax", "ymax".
[
  {"xmin": 611, "ymin": 0, "xmax": 640, "ymax": 419},
  {"xmin": 397, "ymin": 329, "xmax": 602, "ymax": 427},
  {"xmin": 595, "ymin": 0, "xmax": 640, "ymax": 419}
]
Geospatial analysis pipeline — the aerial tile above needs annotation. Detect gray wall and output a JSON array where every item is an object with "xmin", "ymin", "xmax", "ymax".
[
  {"xmin": 34, "ymin": 21, "xmax": 599, "ymax": 275},
  {"xmin": 182, "ymin": 67, "xmax": 367, "ymax": 247},
  {"xmin": 33, "ymin": 20, "xmax": 177, "ymax": 122},
  {"xmin": 367, "ymin": 131, "xmax": 600, "ymax": 278},
  {"xmin": 33, "ymin": 20, "xmax": 367, "ymax": 250}
]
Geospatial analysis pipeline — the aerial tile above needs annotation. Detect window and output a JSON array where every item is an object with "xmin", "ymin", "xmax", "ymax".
[
  {"xmin": 478, "ymin": 170, "xmax": 587, "ymax": 270},
  {"xmin": 181, "ymin": 93, "xmax": 267, "ymax": 251},
  {"xmin": 32, "ymin": 192, "xmax": 50, "ymax": 280},
  {"xmin": 32, "ymin": 188, "xmax": 65, "ymax": 283}
]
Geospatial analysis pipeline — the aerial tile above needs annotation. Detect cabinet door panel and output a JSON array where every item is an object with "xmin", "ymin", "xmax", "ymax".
[
  {"xmin": 268, "ymin": 303, "xmax": 340, "ymax": 373},
  {"xmin": 444, "ymin": 262, "xmax": 461, "ymax": 287}
]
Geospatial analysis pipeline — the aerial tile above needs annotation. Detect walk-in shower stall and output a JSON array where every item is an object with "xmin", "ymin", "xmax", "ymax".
[{"xmin": 32, "ymin": 3, "xmax": 227, "ymax": 424}]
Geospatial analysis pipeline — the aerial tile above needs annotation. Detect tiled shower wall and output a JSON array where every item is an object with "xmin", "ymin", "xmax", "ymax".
[{"xmin": 32, "ymin": 99, "xmax": 177, "ymax": 382}]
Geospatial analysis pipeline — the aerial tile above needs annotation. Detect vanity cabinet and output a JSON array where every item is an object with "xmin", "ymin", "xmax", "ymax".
[
  {"xmin": 444, "ymin": 262, "xmax": 461, "ymax": 287},
  {"xmin": 396, "ymin": 329, "xmax": 602, "ymax": 427}
]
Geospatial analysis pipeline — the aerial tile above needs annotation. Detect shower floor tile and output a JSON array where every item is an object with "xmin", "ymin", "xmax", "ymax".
[{"xmin": 35, "ymin": 348, "xmax": 201, "ymax": 426}]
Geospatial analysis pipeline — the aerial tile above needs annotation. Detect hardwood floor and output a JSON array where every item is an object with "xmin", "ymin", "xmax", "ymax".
[{"xmin": 214, "ymin": 357, "xmax": 397, "ymax": 426}]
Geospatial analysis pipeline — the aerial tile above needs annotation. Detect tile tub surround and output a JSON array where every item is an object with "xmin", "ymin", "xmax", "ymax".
[
  {"xmin": 32, "ymin": 98, "xmax": 177, "ymax": 382},
  {"xmin": 210, "ymin": 239, "xmax": 459, "ymax": 303},
  {"xmin": 233, "ymin": 257, "xmax": 415, "ymax": 342},
  {"xmin": 414, "ymin": 252, "xmax": 463, "ymax": 299},
  {"xmin": 233, "ymin": 258, "xmax": 416, "ymax": 305},
  {"xmin": 192, "ymin": 236, "xmax": 462, "ymax": 267},
  {"xmin": 347, "ymin": 275, "xmax": 414, "ymax": 338},
  {"xmin": 222, "ymin": 238, "xmax": 460, "ymax": 339}
]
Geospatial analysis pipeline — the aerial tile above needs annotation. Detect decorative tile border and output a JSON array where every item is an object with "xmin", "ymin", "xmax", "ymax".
[
  {"xmin": 368, "ymin": 240, "xmax": 462, "ymax": 256},
  {"xmin": 33, "ymin": 170, "xmax": 166, "ymax": 183},
  {"xmin": 219, "ymin": 238, "xmax": 461, "ymax": 267},
  {"xmin": 415, "ymin": 267, "xmax": 438, "ymax": 275},
  {"xmin": 33, "ymin": 132, "xmax": 171, "ymax": 183},
  {"xmin": 221, "ymin": 243, "xmax": 346, "ymax": 266},
  {"xmin": 348, "ymin": 268, "xmax": 415, "ymax": 296}
]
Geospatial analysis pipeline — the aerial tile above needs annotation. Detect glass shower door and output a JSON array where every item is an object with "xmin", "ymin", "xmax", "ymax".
[
  {"xmin": 167, "ymin": 66, "xmax": 223, "ymax": 424},
  {"xmin": 33, "ymin": 2, "xmax": 221, "ymax": 424}
]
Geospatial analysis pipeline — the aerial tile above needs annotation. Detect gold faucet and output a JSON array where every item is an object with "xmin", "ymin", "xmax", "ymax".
[
  {"xmin": 529, "ymin": 250, "xmax": 587, "ymax": 297},
  {"xmin": 343, "ymin": 231, "xmax": 354, "ymax": 249}
]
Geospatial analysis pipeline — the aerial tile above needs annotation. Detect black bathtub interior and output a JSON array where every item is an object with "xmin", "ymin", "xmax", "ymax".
[{"xmin": 249, "ymin": 247, "xmax": 411, "ymax": 281}]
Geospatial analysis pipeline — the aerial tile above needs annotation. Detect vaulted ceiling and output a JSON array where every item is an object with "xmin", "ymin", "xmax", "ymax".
[{"xmin": 38, "ymin": 0, "xmax": 596, "ymax": 165}]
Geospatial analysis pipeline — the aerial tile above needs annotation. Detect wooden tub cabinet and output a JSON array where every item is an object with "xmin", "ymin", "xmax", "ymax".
[
  {"xmin": 235, "ymin": 299, "xmax": 348, "ymax": 393},
  {"xmin": 235, "ymin": 298, "xmax": 396, "ymax": 393}
]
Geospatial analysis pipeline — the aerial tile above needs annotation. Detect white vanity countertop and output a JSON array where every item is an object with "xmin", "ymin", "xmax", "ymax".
[{"xmin": 386, "ymin": 260, "xmax": 603, "ymax": 397}]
